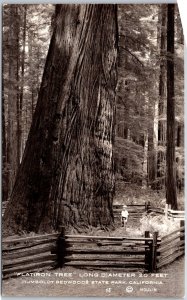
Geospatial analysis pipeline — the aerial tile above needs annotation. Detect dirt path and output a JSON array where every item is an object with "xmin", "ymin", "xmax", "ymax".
[{"xmin": 2, "ymin": 257, "xmax": 184, "ymax": 297}]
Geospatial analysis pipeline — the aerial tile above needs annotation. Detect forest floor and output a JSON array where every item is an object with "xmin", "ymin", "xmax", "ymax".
[{"xmin": 2, "ymin": 257, "xmax": 185, "ymax": 297}]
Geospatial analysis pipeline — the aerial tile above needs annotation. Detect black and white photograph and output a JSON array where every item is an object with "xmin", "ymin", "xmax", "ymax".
[{"xmin": 1, "ymin": 3, "xmax": 185, "ymax": 297}]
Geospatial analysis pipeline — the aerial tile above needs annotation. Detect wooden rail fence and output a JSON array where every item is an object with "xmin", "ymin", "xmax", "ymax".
[
  {"xmin": 2, "ymin": 222, "xmax": 184, "ymax": 279},
  {"xmin": 2, "ymin": 233, "xmax": 58, "ymax": 279},
  {"xmin": 2, "ymin": 232, "xmax": 158, "ymax": 278},
  {"xmin": 113, "ymin": 203, "xmax": 149, "ymax": 221},
  {"xmin": 113, "ymin": 203, "xmax": 185, "ymax": 221},
  {"xmin": 156, "ymin": 220, "xmax": 185, "ymax": 269},
  {"xmin": 2, "ymin": 204, "xmax": 185, "ymax": 278},
  {"xmin": 2, "ymin": 201, "xmax": 184, "ymax": 220},
  {"xmin": 58, "ymin": 233, "xmax": 159, "ymax": 272}
]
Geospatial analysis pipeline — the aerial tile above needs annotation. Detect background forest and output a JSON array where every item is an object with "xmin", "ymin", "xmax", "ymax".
[{"xmin": 2, "ymin": 4, "xmax": 184, "ymax": 234}]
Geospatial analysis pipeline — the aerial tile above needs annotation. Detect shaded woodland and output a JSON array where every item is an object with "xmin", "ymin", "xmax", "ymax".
[{"xmin": 2, "ymin": 4, "xmax": 184, "ymax": 234}]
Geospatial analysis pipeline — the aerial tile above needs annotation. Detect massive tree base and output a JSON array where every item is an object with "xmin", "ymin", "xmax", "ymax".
[{"xmin": 3, "ymin": 4, "xmax": 118, "ymax": 235}]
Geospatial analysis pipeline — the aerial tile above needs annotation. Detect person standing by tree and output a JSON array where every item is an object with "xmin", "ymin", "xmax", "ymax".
[{"xmin": 121, "ymin": 205, "xmax": 129, "ymax": 230}]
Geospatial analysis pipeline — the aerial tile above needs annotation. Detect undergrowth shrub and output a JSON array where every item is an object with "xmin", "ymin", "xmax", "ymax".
[{"xmin": 139, "ymin": 213, "xmax": 180, "ymax": 237}]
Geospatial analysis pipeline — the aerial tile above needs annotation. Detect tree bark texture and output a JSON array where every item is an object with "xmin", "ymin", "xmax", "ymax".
[
  {"xmin": 7, "ymin": 6, "xmax": 20, "ymax": 195},
  {"xmin": 157, "ymin": 5, "xmax": 167, "ymax": 187},
  {"xmin": 3, "ymin": 5, "xmax": 118, "ymax": 234},
  {"xmin": 147, "ymin": 112, "xmax": 156, "ymax": 187},
  {"xmin": 19, "ymin": 5, "xmax": 27, "ymax": 161},
  {"xmin": 158, "ymin": 5, "xmax": 167, "ymax": 119},
  {"xmin": 16, "ymin": 7, "xmax": 21, "ymax": 167},
  {"xmin": 2, "ymin": 66, "xmax": 9, "ymax": 202},
  {"xmin": 166, "ymin": 4, "xmax": 177, "ymax": 209}
]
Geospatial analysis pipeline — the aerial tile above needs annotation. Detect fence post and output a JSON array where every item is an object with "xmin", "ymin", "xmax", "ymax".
[
  {"xmin": 180, "ymin": 220, "xmax": 184, "ymax": 231},
  {"xmin": 151, "ymin": 231, "xmax": 158, "ymax": 272},
  {"xmin": 145, "ymin": 202, "xmax": 147, "ymax": 212},
  {"xmin": 145, "ymin": 201, "xmax": 151, "ymax": 214},
  {"xmin": 165, "ymin": 204, "xmax": 168, "ymax": 218},
  {"xmin": 145, "ymin": 231, "xmax": 151, "ymax": 272},
  {"xmin": 180, "ymin": 220, "xmax": 185, "ymax": 252},
  {"xmin": 57, "ymin": 226, "xmax": 66, "ymax": 268},
  {"xmin": 168, "ymin": 204, "xmax": 171, "ymax": 218},
  {"xmin": 145, "ymin": 202, "xmax": 150, "ymax": 213}
]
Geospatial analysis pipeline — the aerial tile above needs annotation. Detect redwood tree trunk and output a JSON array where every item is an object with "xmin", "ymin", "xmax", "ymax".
[
  {"xmin": 2, "ymin": 67, "xmax": 9, "ymax": 202},
  {"xmin": 166, "ymin": 4, "xmax": 177, "ymax": 209},
  {"xmin": 148, "ymin": 117, "xmax": 156, "ymax": 187},
  {"xmin": 7, "ymin": 6, "xmax": 20, "ymax": 195},
  {"xmin": 176, "ymin": 123, "xmax": 183, "ymax": 192},
  {"xmin": 157, "ymin": 5, "xmax": 167, "ymax": 188},
  {"xmin": 19, "ymin": 5, "xmax": 27, "ymax": 161},
  {"xmin": 16, "ymin": 6, "xmax": 21, "ymax": 167},
  {"xmin": 3, "ymin": 5, "xmax": 118, "ymax": 235}
]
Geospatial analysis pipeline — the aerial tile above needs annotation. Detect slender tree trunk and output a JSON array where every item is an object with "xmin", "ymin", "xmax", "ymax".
[
  {"xmin": 123, "ymin": 80, "xmax": 129, "ymax": 140},
  {"xmin": 176, "ymin": 122, "xmax": 183, "ymax": 193},
  {"xmin": 176, "ymin": 122, "xmax": 181, "ymax": 147},
  {"xmin": 2, "ymin": 67, "xmax": 9, "ymax": 202},
  {"xmin": 19, "ymin": 5, "xmax": 27, "ymax": 161},
  {"xmin": 158, "ymin": 5, "xmax": 167, "ymax": 119},
  {"xmin": 31, "ymin": 90, "xmax": 34, "ymax": 117},
  {"xmin": 157, "ymin": 5, "xmax": 167, "ymax": 188},
  {"xmin": 166, "ymin": 4, "xmax": 177, "ymax": 209},
  {"xmin": 3, "ymin": 4, "xmax": 118, "ymax": 235},
  {"xmin": 7, "ymin": 6, "xmax": 19, "ymax": 195},
  {"xmin": 16, "ymin": 7, "xmax": 21, "ymax": 167},
  {"xmin": 143, "ymin": 132, "xmax": 148, "ymax": 186},
  {"xmin": 28, "ymin": 29, "xmax": 35, "ymax": 120},
  {"xmin": 148, "ymin": 113, "xmax": 156, "ymax": 187}
]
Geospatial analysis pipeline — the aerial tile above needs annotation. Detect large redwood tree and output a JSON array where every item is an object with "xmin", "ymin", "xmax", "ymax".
[
  {"xmin": 3, "ymin": 4, "xmax": 118, "ymax": 234},
  {"xmin": 166, "ymin": 4, "xmax": 177, "ymax": 209}
]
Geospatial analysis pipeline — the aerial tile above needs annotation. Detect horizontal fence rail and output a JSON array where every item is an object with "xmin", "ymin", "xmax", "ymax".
[
  {"xmin": 57, "ymin": 232, "xmax": 157, "ymax": 273},
  {"xmin": 2, "ymin": 232, "xmax": 158, "ymax": 278},
  {"xmin": 113, "ymin": 203, "xmax": 185, "ymax": 221},
  {"xmin": 2, "ymin": 205, "xmax": 185, "ymax": 278},
  {"xmin": 156, "ymin": 220, "xmax": 185, "ymax": 269},
  {"xmin": 113, "ymin": 203, "xmax": 148, "ymax": 221},
  {"xmin": 2, "ymin": 233, "xmax": 59, "ymax": 279},
  {"xmin": 2, "ymin": 201, "xmax": 184, "ymax": 220}
]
